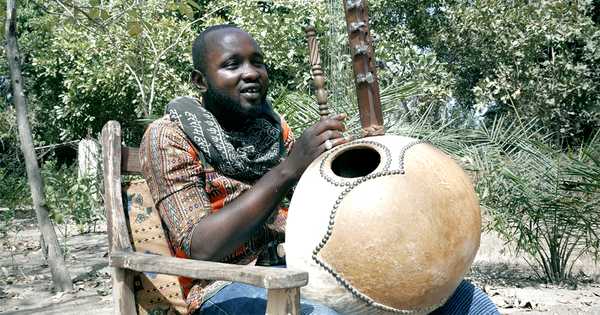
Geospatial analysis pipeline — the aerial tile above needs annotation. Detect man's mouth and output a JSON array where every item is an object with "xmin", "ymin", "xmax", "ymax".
[{"xmin": 240, "ymin": 86, "xmax": 262, "ymax": 101}]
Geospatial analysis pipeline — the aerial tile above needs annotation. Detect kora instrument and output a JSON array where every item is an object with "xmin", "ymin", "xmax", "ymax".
[{"xmin": 284, "ymin": 2, "xmax": 481, "ymax": 314}]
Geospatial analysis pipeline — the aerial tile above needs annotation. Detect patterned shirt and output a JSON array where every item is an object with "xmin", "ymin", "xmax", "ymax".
[{"xmin": 139, "ymin": 114, "xmax": 294, "ymax": 313}]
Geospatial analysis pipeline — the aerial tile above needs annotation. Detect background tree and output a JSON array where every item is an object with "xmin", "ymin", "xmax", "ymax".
[{"xmin": 4, "ymin": 0, "xmax": 72, "ymax": 291}]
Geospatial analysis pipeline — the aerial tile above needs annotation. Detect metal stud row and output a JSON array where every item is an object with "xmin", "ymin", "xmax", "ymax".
[
  {"xmin": 346, "ymin": 0, "xmax": 363, "ymax": 10},
  {"xmin": 312, "ymin": 139, "xmax": 443, "ymax": 314},
  {"xmin": 398, "ymin": 139, "xmax": 430, "ymax": 172},
  {"xmin": 319, "ymin": 140, "xmax": 391, "ymax": 186}
]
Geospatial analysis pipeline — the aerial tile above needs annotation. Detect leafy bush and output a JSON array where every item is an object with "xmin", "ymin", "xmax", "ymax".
[
  {"xmin": 17, "ymin": 1, "xmax": 195, "ymax": 145},
  {"xmin": 477, "ymin": 128, "xmax": 600, "ymax": 283},
  {"xmin": 12, "ymin": 0, "xmax": 459, "ymax": 145},
  {"xmin": 42, "ymin": 161, "xmax": 103, "ymax": 235},
  {"xmin": 435, "ymin": 0, "xmax": 600, "ymax": 146}
]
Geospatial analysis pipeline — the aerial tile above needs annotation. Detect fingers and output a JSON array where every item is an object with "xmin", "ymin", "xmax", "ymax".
[
  {"xmin": 320, "ymin": 135, "xmax": 351, "ymax": 152},
  {"xmin": 313, "ymin": 114, "xmax": 352, "ymax": 152},
  {"xmin": 313, "ymin": 113, "xmax": 347, "ymax": 135},
  {"xmin": 295, "ymin": 113, "xmax": 352, "ymax": 159},
  {"xmin": 318, "ymin": 130, "xmax": 344, "ymax": 143},
  {"xmin": 331, "ymin": 113, "xmax": 347, "ymax": 121},
  {"xmin": 319, "ymin": 113, "xmax": 347, "ymax": 122},
  {"xmin": 285, "ymin": 113, "xmax": 352, "ymax": 179},
  {"xmin": 318, "ymin": 127, "xmax": 353, "ymax": 152}
]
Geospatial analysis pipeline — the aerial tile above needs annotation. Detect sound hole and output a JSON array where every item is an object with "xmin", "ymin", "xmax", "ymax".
[{"xmin": 331, "ymin": 147, "xmax": 380, "ymax": 178}]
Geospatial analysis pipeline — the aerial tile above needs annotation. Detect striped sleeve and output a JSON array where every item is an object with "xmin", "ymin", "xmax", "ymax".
[{"xmin": 139, "ymin": 118, "xmax": 212, "ymax": 257}]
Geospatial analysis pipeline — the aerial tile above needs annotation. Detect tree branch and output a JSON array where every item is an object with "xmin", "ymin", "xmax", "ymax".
[{"xmin": 124, "ymin": 62, "xmax": 148, "ymax": 116}]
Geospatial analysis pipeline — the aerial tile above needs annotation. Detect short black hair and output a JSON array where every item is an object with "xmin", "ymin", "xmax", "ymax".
[{"xmin": 192, "ymin": 24, "xmax": 240, "ymax": 73}]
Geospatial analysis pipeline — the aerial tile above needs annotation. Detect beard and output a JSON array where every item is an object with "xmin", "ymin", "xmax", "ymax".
[{"xmin": 203, "ymin": 85, "xmax": 270, "ymax": 124}]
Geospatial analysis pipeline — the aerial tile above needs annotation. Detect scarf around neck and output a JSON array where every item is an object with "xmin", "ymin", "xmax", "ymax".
[{"xmin": 166, "ymin": 96, "xmax": 285, "ymax": 182}]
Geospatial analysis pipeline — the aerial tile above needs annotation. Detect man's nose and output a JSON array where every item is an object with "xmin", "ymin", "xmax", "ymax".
[{"xmin": 241, "ymin": 63, "xmax": 260, "ymax": 81}]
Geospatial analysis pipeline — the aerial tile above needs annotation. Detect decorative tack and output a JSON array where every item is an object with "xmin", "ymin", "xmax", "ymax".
[
  {"xmin": 398, "ymin": 139, "xmax": 430, "ymax": 173},
  {"xmin": 353, "ymin": 43, "xmax": 369, "ymax": 56},
  {"xmin": 319, "ymin": 140, "xmax": 391, "ymax": 186},
  {"xmin": 356, "ymin": 72, "xmax": 374, "ymax": 84},
  {"xmin": 346, "ymin": 0, "xmax": 363, "ymax": 10},
  {"xmin": 349, "ymin": 21, "xmax": 366, "ymax": 32}
]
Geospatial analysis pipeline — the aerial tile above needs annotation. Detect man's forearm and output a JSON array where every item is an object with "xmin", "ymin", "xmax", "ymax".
[{"xmin": 188, "ymin": 160, "xmax": 298, "ymax": 261}]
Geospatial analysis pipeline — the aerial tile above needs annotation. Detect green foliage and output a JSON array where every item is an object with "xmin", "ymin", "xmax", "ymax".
[
  {"xmin": 434, "ymin": 0, "xmax": 600, "ymax": 145},
  {"xmin": 0, "ymin": 166, "xmax": 30, "ymax": 208},
  {"xmin": 5, "ymin": 0, "xmax": 598, "ymax": 144},
  {"xmin": 0, "ymin": 109, "xmax": 30, "ymax": 211},
  {"xmin": 41, "ymin": 161, "xmax": 103, "ymax": 234},
  {"xmin": 475, "ymin": 126, "xmax": 599, "ymax": 283},
  {"xmin": 17, "ymin": 0, "xmax": 196, "ymax": 145},
  {"xmin": 370, "ymin": 0, "xmax": 455, "ymax": 118},
  {"xmin": 13, "ymin": 0, "xmax": 334, "ymax": 144},
  {"xmin": 9, "ymin": 0, "xmax": 459, "ymax": 146},
  {"xmin": 365, "ymin": 0, "xmax": 599, "ymax": 143}
]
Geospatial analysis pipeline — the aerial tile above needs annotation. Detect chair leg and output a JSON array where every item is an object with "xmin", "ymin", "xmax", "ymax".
[
  {"xmin": 112, "ymin": 267, "xmax": 137, "ymax": 315},
  {"xmin": 266, "ymin": 287, "xmax": 301, "ymax": 315}
]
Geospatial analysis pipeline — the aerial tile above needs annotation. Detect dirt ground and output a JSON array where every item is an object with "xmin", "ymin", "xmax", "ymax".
[{"xmin": 1, "ymin": 216, "xmax": 599, "ymax": 314}]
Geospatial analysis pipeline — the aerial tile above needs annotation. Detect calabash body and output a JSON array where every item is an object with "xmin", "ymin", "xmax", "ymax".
[{"xmin": 285, "ymin": 135, "xmax": 481, "ymax": 314}]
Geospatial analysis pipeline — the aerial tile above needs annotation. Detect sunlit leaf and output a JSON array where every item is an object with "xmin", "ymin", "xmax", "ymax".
[
  {"xmin": 186, "ymin": 0, "xmax": 202, "ymax": 11},
  {"xmin": 127, "ymin": 20, "xmax": 143, "ymax": 37},
  {"xmin": 100, "ymin": 9, "xmax": 110, "ymax": 21},
  {"xmin": 179, "ymin": 3, "xmax": 194, "ymax": 19},
  {"xmin": 88, "ymin": 8, "xmax": 100, "ymax": 19}
]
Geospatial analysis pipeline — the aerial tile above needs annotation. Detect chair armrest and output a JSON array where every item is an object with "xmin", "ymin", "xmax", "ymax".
[{"xmin": 109, "ymin": 251, "xmax": 308, "ymax": 289}]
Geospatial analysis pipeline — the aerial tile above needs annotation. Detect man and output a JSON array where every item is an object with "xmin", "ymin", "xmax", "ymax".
[
  {"xmin": 140, "ymin": 25, "xmax": 498, "ymax": 314},
  {"xmin": 140, "ymin": 24, "xmax": 345, "ymax": 314}
]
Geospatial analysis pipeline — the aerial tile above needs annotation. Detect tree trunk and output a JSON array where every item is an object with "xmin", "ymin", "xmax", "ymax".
[{"xmin": 5, "ymin": 0, "xmax": 73, "ymax": 291}]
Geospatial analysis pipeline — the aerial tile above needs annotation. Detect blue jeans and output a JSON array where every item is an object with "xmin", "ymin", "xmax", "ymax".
[
  {"xmin": 198, "ymin": 282, "xmax": 338, "ymax": 315},
  {"xmin": 197, "ymin": 278, "xmax": 499, "ymax": 315}
]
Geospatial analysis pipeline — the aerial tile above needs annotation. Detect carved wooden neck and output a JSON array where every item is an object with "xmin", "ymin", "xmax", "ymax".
[
  {"xmin": 343, "ymin": 0, "xmax": 384, "ymax": 136},
  {"xmin": 305, "ymin": 26, "xmax": 330, "ymax": 119}
]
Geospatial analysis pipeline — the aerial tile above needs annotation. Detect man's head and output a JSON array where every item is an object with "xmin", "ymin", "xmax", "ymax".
[{"xmin": 191, "ymin": 25, "xmax": 269, "ymax": 125}]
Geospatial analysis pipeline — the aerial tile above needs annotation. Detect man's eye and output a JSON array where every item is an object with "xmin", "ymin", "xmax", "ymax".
[{"xmin": 223, "ymin": 61, "xmax": 239, "ymax": 69}]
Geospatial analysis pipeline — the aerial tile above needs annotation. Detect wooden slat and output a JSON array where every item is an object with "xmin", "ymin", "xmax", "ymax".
[
  {"xmin": 121, "ymin": 146, "xmax": 142, "ymax": 174},
  {"xmin": 101, "ymin": 121, "xmax": 137, "ymax": 315},
  {"xmin": 110, "ymin": 251, "xmax": 309, "ymax": 289},
  {"xmin": 112, "ymin": 267, "xmax": 137, "ymax": 315},
  {"xmin": 266, "ymin": 288, "xmax": 301, "ymax": 315},
  {"xmin": 102, "ymin": 121, "xmax": 134, "ymax": 252}
]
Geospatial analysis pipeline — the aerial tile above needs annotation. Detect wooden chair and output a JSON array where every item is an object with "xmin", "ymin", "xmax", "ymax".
[{"xmin": 101, "ymin": 120, "xmax": 308, "ymax": 315}]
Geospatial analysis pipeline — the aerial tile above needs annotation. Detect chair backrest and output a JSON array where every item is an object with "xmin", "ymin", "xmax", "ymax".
[
  {"xmin": 102, "ymin": 120, "xmax": 190, "ymax": 315},
  {"xmin": 101, "ymin": 120, "xmax": 138, "ymax": 314},
  {"xmin": 102, "ymin": 120, "xmax": 146, "ymax": 253},
  {"xmin": 121, "ymin": 146, "xmax": 142, "ymax": 174}
]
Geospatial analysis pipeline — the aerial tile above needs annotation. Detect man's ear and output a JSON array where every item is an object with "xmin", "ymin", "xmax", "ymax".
[{"xmin": 191, "ymin": 69, "xmax": 207, "ymax": 93}]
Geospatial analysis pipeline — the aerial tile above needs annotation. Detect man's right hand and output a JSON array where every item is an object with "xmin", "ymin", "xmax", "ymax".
[
  {"xmin": 187, "ymin": 113, "xmax": 350, "ymax": 262},
  {"xmin": 283, "ymin": 113, "xmax": 350, "ymax": 181}
]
